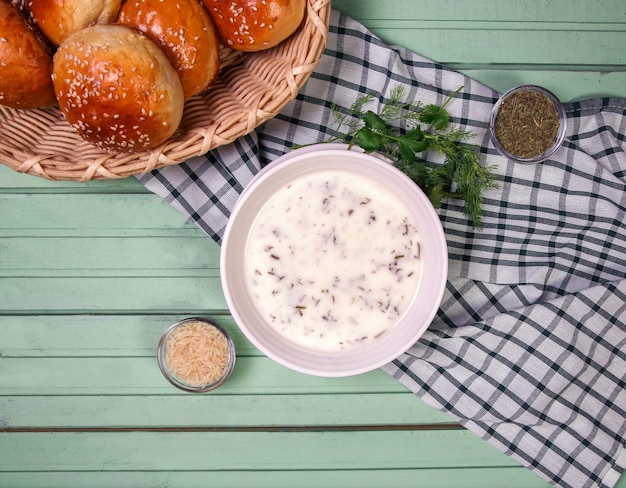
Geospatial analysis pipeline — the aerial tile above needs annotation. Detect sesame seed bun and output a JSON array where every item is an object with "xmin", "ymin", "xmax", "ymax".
[
  {"xmin": 27, "ymin": 0, "xmax": 122, "ymax": 46},
  {"xmin": 203, "ymin": 0, "xmax": 305, "ymax": 52},
  {"xmin": 52, "ymin": 24, "xmax": 185, "ymax": 153},
  {"xmin": 118, "ymin": 0, "xmax": 220, "ymax": 100},
  {"xmin": 0, "ymin": 1, "xmax": 56, "ymax": 109}
]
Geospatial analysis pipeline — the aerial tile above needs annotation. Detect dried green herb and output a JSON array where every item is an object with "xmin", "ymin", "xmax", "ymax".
[
  {"xmin": 494, "ymin": 90, "xmax": 560, "ymax": 158},
  {"xmin": 309, "ymin": 86, "xmax": 498, "ymax": 228}
]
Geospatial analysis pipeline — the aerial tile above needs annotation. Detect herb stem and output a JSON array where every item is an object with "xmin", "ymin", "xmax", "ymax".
[{"xmin": 310, "ymin": 86, "xmax": 499, "ymax": 227}]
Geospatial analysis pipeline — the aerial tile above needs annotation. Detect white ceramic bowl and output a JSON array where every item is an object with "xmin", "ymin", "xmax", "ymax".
[{"xmin": 220, "ymin": 144, "xmax": 448, "ymax": 377}]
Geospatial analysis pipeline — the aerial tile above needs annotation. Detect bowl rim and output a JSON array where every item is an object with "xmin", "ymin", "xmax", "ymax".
[
  {"xmin": 157, "ymin": 317, "xmax": 236, "ymax": 393},
  {"xmin": 489, "ymin": 84, "xmax": 568, "ymax": 164},
  {"xmin": 220, "ymin": 144, "xmax": 448, "ymax": 377}
]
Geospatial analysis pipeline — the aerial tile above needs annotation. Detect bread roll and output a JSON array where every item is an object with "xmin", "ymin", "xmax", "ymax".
[
  {"xmin": 8, "ymin": 0, "xmax": 28, "ymax": 15},
  {"xmin": 203, "ymin": 0, "xmax": 305, "ymax": 52},
  {"xmin": 0, "ymin": 1, "xmax": 56, "ymax": 109},
  {"xmin": 52, "ymin": 24, "xmax": 185, "ymax": 153},
  {"xmin": 118, "ymin": 0, "xmax": 220, "ymax": 100},
  {"xmin": 27, "ymin": 0, "xmax": 122, "ymax": 46}
]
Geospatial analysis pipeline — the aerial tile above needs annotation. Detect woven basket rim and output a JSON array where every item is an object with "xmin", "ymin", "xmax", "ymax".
[{"xmin": 0, "ymin": 0, "xmax": 332, "ymax": 181}]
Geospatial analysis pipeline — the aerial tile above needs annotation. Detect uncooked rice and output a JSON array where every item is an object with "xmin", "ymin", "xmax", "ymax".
[{"xmin": 165, "ymin": 321, "xmax": 231, "ymax": 387}]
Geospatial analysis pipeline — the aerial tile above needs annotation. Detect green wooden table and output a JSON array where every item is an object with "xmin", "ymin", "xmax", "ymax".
[{"xmin": 1, "ymin": 1, "xmax": 625, "ymax": 486}]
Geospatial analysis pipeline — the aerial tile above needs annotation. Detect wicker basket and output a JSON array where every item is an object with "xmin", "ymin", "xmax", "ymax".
[{"xmin": 0, "ymin": 0, "xmax": 331, "ymax": 181}]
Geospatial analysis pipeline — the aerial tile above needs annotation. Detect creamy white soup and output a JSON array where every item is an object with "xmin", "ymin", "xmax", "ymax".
[{"xmin": 245, "ymin": 169, "xmax": 422, "ymax": 351}]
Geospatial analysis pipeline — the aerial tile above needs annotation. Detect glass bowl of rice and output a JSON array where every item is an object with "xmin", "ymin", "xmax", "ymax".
[{"xmin": 157, "ymin": 317, "xmax": 236, "ymax": 393}]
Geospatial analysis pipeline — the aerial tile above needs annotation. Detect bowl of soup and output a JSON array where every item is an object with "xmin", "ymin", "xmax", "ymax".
[{"xmin": 220, "ymin": 144, "xmax": 448, "ymax": 377}]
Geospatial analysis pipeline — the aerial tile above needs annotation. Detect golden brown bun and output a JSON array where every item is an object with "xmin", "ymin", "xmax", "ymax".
[
  {"xmin": 0, "ymin": 1, "xmax": 56, "ymax": 109},
  {"xmin": 203, "ymin": 0, "xmax": 305, "ymax": 52},
  {"xmin": 8, "ymin": 0, "xmax": 28, "ymax": 15},
  {"xmin": 52, "ymin": 24, "xmax": 185, "ymax": 153},
  {"xmin": 118, "ymin": 0, "xmax": 220, "ymax": 100},
  {"xmin": 27, "ymin": 0, "xmax": 122, "ymax": 46}
]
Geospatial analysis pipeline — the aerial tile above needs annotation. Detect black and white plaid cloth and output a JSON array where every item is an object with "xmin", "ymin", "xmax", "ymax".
[{"xmin": 137, "ymin": 10, "xmax": 626, "ymax": 488}]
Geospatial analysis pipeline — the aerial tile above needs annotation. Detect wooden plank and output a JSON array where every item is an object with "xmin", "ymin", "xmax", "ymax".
[
  {"xmin": 0, "ymin": 393, "xmax": 451, "ymax": 428},
  {"xmin": 0, "ymin": 194, "xmax": 196, "ymax": 233},
  {"xmin": 0, "ymin": 356, "xmax": 408, "ymax": 395},
  {"xmin": 0, "ymin": 315, "xmax": 246, "ymax": 357},
  {"xmin": 0, "ymin": 237, "xmax": 220, "ymax": 274},
  {"xmin": 345, "ymin": 23, "xmax": 626, "ymax": 66},
  {"xmin": 332, "ymin": 0, "xmax": 626, "ymax": 23},
  {"xmin": 0, "ymin": 277, "xmax": 226, "ymax": 312},
  {"xmin": 0, "ymin": 165, "xmax": 146, "ymax": 191},
  {"xmin": 459, "ymin": 70, "xmax": 626, "ymax": 102},
  {"xmin": 0, "ymin": 467, "xmax": 552, "ymax": 488},
  {"xmin": 0, "ymin": 431, "xmax": 522, "ymax": 470}
]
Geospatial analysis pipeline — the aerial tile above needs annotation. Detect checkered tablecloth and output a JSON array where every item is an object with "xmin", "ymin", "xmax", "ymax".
[{"xmin": 137, "ymin": 10, "xmax": 626, "ymax": 488}]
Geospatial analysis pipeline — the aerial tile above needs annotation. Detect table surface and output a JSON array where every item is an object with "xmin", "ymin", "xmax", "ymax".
[{"xmin": 1, "ymin": 1, "xmax": 625, "ymax": 487}]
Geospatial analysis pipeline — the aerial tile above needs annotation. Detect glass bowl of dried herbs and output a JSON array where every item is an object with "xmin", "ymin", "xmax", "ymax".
[{"xmin": 489, "ymin": 85, "xmax": 567, "ymax": 164}]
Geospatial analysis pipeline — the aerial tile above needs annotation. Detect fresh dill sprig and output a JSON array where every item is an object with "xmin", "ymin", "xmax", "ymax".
[{"xmin": 321, "ymin": 86, "xmax": 498, "ymax": 227}]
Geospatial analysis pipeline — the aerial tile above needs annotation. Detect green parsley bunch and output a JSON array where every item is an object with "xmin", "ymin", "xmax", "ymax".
[{"xmin": 322, "ymin": 86, "xmax": 498, "ymax": 228}]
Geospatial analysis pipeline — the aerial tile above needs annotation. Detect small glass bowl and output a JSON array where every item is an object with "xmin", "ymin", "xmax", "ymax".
[
  {"xmin": 157, "ymin": 317, "xmax": 236, "ymax": 393},
  {"xmin": 489, "ymin": 84, "xmax": 567, "ymax": 164}
]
